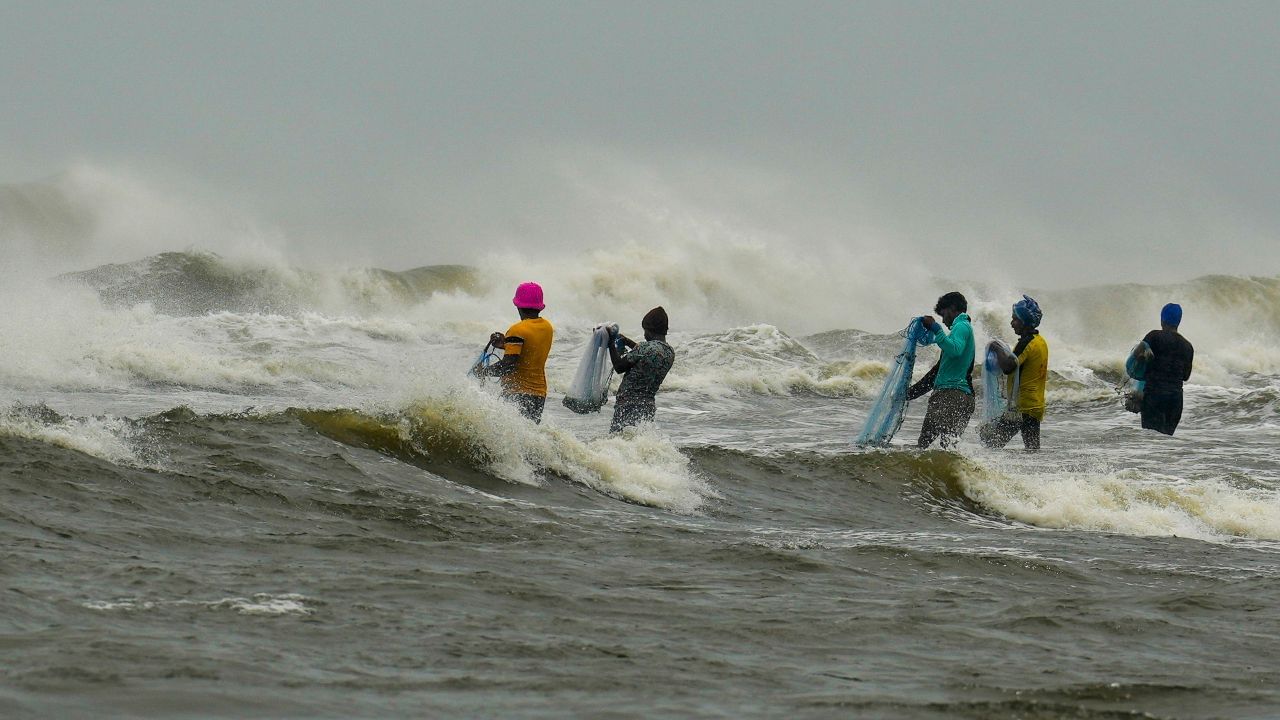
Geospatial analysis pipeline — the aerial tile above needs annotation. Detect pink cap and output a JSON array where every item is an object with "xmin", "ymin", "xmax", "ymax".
[{"xmin": 512, "ymin": 282, "xmax": 545, "ymax": 310}]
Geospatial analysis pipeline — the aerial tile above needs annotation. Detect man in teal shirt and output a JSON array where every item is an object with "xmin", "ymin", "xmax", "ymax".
[{"xmin": 907, "ymin": 291, "xmax": 976, "ymax": 449}]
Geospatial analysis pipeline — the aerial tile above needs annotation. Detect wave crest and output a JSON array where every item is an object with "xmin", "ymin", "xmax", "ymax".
[
  {"xmin": 60, "ymin": 251, "xmax": 478, "ymax": 316},
  {"xmin": 292, "ymin": 393, "xmax": 709, "ymax": 512}
]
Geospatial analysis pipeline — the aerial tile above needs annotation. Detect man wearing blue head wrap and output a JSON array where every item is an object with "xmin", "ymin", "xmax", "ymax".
[
  {"xmin": 981, "ymin": 295, "xmax": 1049, "ymax": 450},
  {"xmin": 1131, "ymin": 303, "xmax": 1194, "ymax": 435}
]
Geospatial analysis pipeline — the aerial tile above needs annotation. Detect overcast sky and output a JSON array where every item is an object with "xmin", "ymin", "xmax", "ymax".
[{"xmin": 2, "ymin": 1, "xmax": 1278, "ymax": 284}]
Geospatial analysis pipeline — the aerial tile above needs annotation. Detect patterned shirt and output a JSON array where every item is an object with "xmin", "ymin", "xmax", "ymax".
[{"xmin": 616, "ymin": 340, "xmax": 675, "ymax": 404}]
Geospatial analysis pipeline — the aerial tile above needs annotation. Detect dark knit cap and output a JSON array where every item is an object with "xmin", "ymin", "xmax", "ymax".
[{"xmin": 641, "ymin": 306, "xmax": 669, "ymax": 335}]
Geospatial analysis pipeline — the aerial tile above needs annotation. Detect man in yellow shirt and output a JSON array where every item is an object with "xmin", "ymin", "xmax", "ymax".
[
  {"xmin": 980, "ymin": 295, "xmax": 1048, "ymax": 451},
  {"xmin": 474, "ymin": 282, "xmax": 555, "ymax": 423}
]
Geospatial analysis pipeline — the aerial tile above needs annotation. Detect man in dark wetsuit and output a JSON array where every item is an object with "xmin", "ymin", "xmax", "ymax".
[
  {"xmin": 607, "ymin": 306, "xmax": 675, "ymax": 433},
  {"xmin": 1133, "ymin": 303, "xmax": 1193, "ymax": 436},
  {"xmin": 908, "ymin": 292, "xmax": 976, "ymax": 449}
]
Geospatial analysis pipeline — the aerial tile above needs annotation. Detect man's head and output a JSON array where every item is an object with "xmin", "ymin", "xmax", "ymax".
[
  {"xmin": 1011, "ymin": 294, "xmax": 1042, "ymax": 335},
  {"xmin": 934, "ymin": 292, "xmax": 967, "ymax": 326},
  {"xmin": 1160, "ymin": 302, "xmax": 1182, "ymax": 330},
  {"xmin": 513, "ymin": 282, "xmax": 545, "ymax": 318},
  {"xmin": 641, "ymin": 306, "xmax": 668, "ymax": 340}
]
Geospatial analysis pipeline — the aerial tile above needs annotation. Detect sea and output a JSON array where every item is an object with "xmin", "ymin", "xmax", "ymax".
[{"xmin": 3, "ymin": 187, "xmax": 1280, "ymax": 717}]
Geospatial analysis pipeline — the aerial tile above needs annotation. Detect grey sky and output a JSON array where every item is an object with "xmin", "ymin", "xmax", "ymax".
[{"xmin": 2, "ymin": 1, "xmax": 1278, "ymax": 283}]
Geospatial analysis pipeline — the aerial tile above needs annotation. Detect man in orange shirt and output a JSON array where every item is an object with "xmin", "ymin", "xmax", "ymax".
[{"xmin": 474, "ymin": 282, "xmax": 555, "ymax": 423}]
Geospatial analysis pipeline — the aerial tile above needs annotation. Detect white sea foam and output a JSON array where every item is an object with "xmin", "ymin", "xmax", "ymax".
[
  {"xmin": 393, "ymin": 383, "xmax": 710, "ymax": 513},
  {"xmin": 3, "ymin": 266, "xmax": 1275, "ymax": 413},
  {"xmin": 83, "ymin": 593, "xmax": 314, "ymax": 616},
  {"xmin": 0, "ymin": 408, "xmax": 154, "ymax": 469},
  {"xmin": 657, "ymin": 324, "xmax": 886, "ymax": 398},
  {"xmin": 216, "ymin": 593, "xmax": 315, "ymax": 616},
  {"xmin": 2, "ymin": 163, "xmax": 1278, "ymax": 462},
  {"xmin": 953, "ymin": 458, "xmax": 1280, "ymax": 542}
]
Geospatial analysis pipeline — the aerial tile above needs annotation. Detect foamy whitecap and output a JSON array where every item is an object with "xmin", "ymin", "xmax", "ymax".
[
  {"xmin": 46, "ymin": 307, "xmax": 442, "ymax": 398},
  {"xmin": 0, "ymin": 408, "xmax": 154, "ymax": 469},
  {"xmin": 395, "ymin": 383, "xmax": 710, "ymax": 513},
  {"xmin": 952, "ymin": 459, "xmax": 1280, "ymax": 542},
  {"xmin": 652, "ymin": 324, "xmax": 886, "ymax": 398},
  {"xmin": 215, "ymin": 593, "xmax": 315, "ymax": 616},
  {"xmin": 83, "ymin": 593, "xmax": 315, "ymax": 616},
  {"xmin": 664, "ymin": 362, "xmax": 886, "ymax": 399},
  {"xmin": 537, "ymin": 425, "xmax": 711, "ymax": 512}
]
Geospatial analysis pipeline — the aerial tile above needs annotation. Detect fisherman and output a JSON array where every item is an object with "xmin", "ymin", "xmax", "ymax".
[
  {"xmin": 473, "ymin": 282, "xmax": 555, "ymax": 423},
  {"xmin": 908, "ymin": 292, "xmax": 976, "ymax": 449},
  {"xmin": 607, "ymin": 306, "xmax": 676, "ymax": 433},
  {"xmin": 1132, "ymin": 303, "xmax": 1193, "ymax": 436},
  {"xmin": 980, "ymin": 295, "xmax": 1049, "ymax": 450}
]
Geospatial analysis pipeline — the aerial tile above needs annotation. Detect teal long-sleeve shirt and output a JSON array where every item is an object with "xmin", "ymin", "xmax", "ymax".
[{"xmin": 924, "ymin": 313, "xmax": 975, "ymax": 394}]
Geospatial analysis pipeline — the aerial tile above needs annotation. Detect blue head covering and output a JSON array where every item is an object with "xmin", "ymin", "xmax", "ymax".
[
  {"xmin": 1161, "ymin": 303, "xmax": 1182, "ymax": 327},
  {"xmin": 1012, "ymin": 295, "xmax": 1042, "ymax": 328}
]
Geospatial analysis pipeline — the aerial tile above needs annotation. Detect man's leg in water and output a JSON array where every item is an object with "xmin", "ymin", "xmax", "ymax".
[
  {"xmin": 507, "ymin": 394, "xmax": 546, "ymax": 424},
  {"xmin": 938, "ymin": 390, "xmax": 975, "ymax": 449},
  {"xmin": 979, "ymin": 415, "xmax": 1021, "ymax": 449},
  {"xmin": 919, "ymin": 390, "xmax": 974, "ymax": 449},
  {"xmin": 609, "ymin": 398, "xmax": 656, "ymax": 433},
  {"xmin": 1020, "ymin": 415, "xmax": 1041, "ymax": 450},
  {"xmin": 917, "ymin": 397, "xmax": 944, "ymax": 448},
  {"xmin": 1141, "ymin": 390, "xmax": 1183, "ymax": 436}
]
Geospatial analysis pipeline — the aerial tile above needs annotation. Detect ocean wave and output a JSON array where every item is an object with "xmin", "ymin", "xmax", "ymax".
[
  {"xmin": 10, "ymin": 166, "xmax": 1280, "ymax": 355},
  {"xmin": 59, "ymin": 250, "xmax": 478, "ymax": 317},
  {"xmin": 1181, "ymin": 384, "xmax": 1280, "ymax": 425},
  {"xmin": 950, "ymin": 455, "xmax": 1280, "ymax": 542},
  {"xmin": 692, "ymin": 443, "xmax": 993, "ymax": 496},
  {"xmin": 83, "ymin": 592, "xmax": 315, "ymax": 617},
  {"xmin": 689, "ymin": 444, "xmax": 1280, "ymax": 543},
  {"xmin": 668, "ymin": 360, "xmax": 888, "ymax": 399},
  {"xmin": 662, "ymin": 324, "xmax": 886, "ymax": 398},
  {"xmin": 291, "ymin": 390, "xmax": 710, "ymax": 513},
  {"xmin": 0, "ymin": 295, "xmax": 435, "ymax": 395},
  {"xmin": 3, "ymin": 394, "xmax": 709, "ymax": 513},
  {"xmin": 8, "ymin": 184, "xmax": 1280, "ymax": 399},
  {"xmin": 0, "ymin": 404, "xmax": 158, "ymax": 469}
]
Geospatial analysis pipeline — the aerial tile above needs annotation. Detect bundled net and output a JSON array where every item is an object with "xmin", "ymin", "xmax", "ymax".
[
  {"xmin": 1122, "ymin": 340, "xmax": 1149, "ymax": 413},
  {"xmin": 563, "ymin": 324, "xmax": 617, "ymax": 414},
  {"xmin": 856, "ymin": 317, "xmax": 935, "ymax": 446},
  {"xmin": 981, "ymin": 339, "xmax": 1015, "ymax": 424}
]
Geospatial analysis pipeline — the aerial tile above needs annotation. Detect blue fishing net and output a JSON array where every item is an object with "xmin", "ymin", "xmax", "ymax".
[
  {"xmin": 466, "ymin": 341, "xmax": 501, "ymax": 379},
  {"xmin": 1122, "ymin": 340, "xmax": 1149, "ymax": 412},
  {"xmin": 1125, "ymin": 341, "xmax": 1150, "ymax": 382},
  {"xmin": 563, "ymin": 324, "xmax": 618, "ymax": 414},
  {"xmin": 857, "ymin": 317, "xmax": 936, "ymax": 446},
  {"xmin": 982, "ymin": 339, "xmax": 1016, "ymax": 424}
]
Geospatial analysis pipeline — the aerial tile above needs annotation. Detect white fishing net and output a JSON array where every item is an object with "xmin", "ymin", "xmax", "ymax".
[{"xmin": 563, "ymin": 323, "xmax": 617, "ymax": 414}]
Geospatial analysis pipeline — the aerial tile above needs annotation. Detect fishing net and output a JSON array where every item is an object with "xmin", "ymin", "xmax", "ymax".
[
  {"xmin": 563, "ymin": 324, "xmax": 617, "ymax": 414},
  {"xmin": 857, "ymin": 317, "xmax": 936, "ymax": 446},
  {"xmin": 466, "ymin": 341, "xmax": 501, "ymax": 379},
  {"xmin": 1122, "ymin": 340, "xmax": 1149, "ymax": 413},
  {"xmin": 1125, "ymin": 341, "xmax": 1150, "ymax": 381},
  {"xmin": 981, "ymin": 339, "xmax": 1016, "ymax": 424}
]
